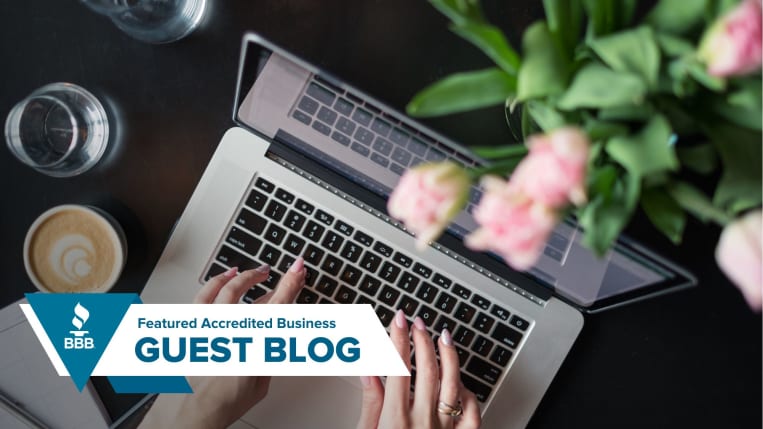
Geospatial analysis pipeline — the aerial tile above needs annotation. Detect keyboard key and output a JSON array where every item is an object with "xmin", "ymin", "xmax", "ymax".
[
  {"xmin": 490, "ymin": 345, "xmax": 513, "ymax": 366},
  {"xmin": 283, "ymin": 234, "xmax": 306, "ymax": 256},
  {"xmin": 376, "ymin": 305, "xmax": 395, "ymax": 327},
  {"xmin": 318, "ymin": 298, "xmax": 334, "ymax": 304},
  {"xmin": 473, "ymin": 313, "xmax": 495, "ymax": 334},
  {"xmin": 292, "ymin": 110, "xmax": 311, "ymax": 125},
  {"xmin": 245, "ymin": 189, "xmax": 267, "ymax": 211},
  {"xmin": 455, "ymin": 346, "xmax": 470, "ymax": 366},
  {"xmin": 305, "ymin": 266, "xmax": 318, "ymax": 287},
  {"xmin": 236, "ymin": 209, "xmax": 267, "ymax": 234},
  {"xmin": 334, "ymin": 220, "xmax": 354, "ymax": 236},
  {"xmin": 426, "ymin": 147, "xmax": 447, "ymax": 161},
  {"xmin": 354, "ymin": 127, "xmax": 374, "ymax": 145},
  {"xmin": 397, "ymin": 272, "xmax": 419, "ymax": 293},
  {"xmin": 315, "ymin": 209, "xmax": 334, "ymax": 225},
  {"xmin": 317, "ymin": 106, "xmax": 338, "ymax": 126},
  {"xmin": 277, "ymin": 255, "xmax": 296, "ymax": 273},
  {"xmin": 322, "ymin": 231, "xmax": 344, "ymax": 253},
  {"xmin": 226, "ymin": 227, "xmax": 263, "ymax": 256},
  {"xmin": 408, "ymin": 137, "xmax": 428, "ymax": 157},
  {"xmin": 358, "ymin": 275, "xmax": 382, "ymax": 297},
  {"xmin": 373, "ymin": 137, "xmax": 392, "ymax": 155},
  {"xmin": 351, "ymin": 142, "xmax": 371, "ymax": 157},
  {"xmin": 393, "ymin": 252, "xmax": 413, "ymax": 268},
  {"xmin": 352, "ymin": 108, "xmax": 372, "ymax": 126},
  {"xmin": 410, "ymin": 157, "xmax": 425, "ymax": 167},
  {"xmin": 434, "ymin": 292, "xmax": 457, "ymax": 313},
  {"xmin": 454, "ymin": 326, "xmax": 476, "ymax": 347},
  {"xmin": 334, "ymin": 97, "xmax": 354, "ymax": 115},
  {"xmin": 454, "ymin": 302, "xmax": 476, "ymax": 324},
  {"xmin": 264, "ymin": 224, "xmax": 287, "ymax": 246},
  {"xmin": 471, "ymin": 294, "xmax": 491, "ymax": 311},
  {"xmin": 391, "ymin": 147, "xmax": 412, "ymax": 166},
  {"xmin": 331, "ymin": 131, "xmax": 351, "ymax": 146},
  {"xmin": 204, "ymin": 263, "xmax": 227, "ymax": 281},
  {"xmin": 315, "ymin": 276, "xmax": 339, "ymax": 297},
  {"xmin": 259, "ymin": 245, "xmax": 282, "ymax": 266},
  {"xmin": 373, "ymin": 241, "xmax": 393, "ymax": 258},
  {"xmin": 471, "ymin": 335, "xmax": 494, "ymax": 357},
  {"xmin": 321, "ymin": 254, "xmax": 343, "ymax": 276},
  {"xmin": 389, "ymin": 128, "xmax": 410, "ymax": 145},
  {"xmin": 339, "ymin": 265, "xmax": 362, "ymax": 286},
  {"xmin": 398, "ymin": 295, "xmax": 419, "ymax": 317},
  {"xmin": 417, "ymin": 305, "xmax": 437, "ymax": 326},
  {"xmin": 415, "ymin": 283, "xmax": 438, "ymax": 304},
  {"xmin": 312, "ymin": 121, "xmax": 331, "ymax": 136},
  {"xmin": 390, "ymin": 163, "xmax": 406, "ymax": 175},
  {"xmin": 244, "ymin": 286, "xmax": 269, "ymax": 302},
  {"xmin": 303, "ymin": 243, "xmax": 324, "ymax": 265},
  {"xmin": 490, "ymin": 305, "xmax": 511, "ymax": 321},
  {"xmin": 433, "ymin": 315, "xmax": 457, "ymax": 333},
  {"xmin": 295, "ymin": 199, "xmax": 315, "ymax": 215},
  {"xmin": 509, "ymin": 315, "xmax": 529, "ymax": 331},
  {"xmin": 371, "ymin": 118, "xmax": 391, "ymax": 136},
  {"xmin": 354, "ymin": 230, "xmax": 374, "ymax": 247},
  {"xmin": 304, "ymin": 221, "xmax": 325, "ymax": 242},
  {"xmin": 264, "ymin": 200, "xmax": 287, "ymax": 222},
  {"xmin": 335, "ymin": 286, "xmax": 357, "ymax": 304},
  {"xmin": 306, "ymin": 83, "xmax": 336, "ymax": 105},
  {"xmin": 469, "ymin": 187, "xmax": 483, "ymax": 204},
  {"xmin": 453, "ymin": 284, "xmax": 472, "ymax": 300},
  {"xmin": 378, "ymin": 286, "xmax": 400, "ymax": 306},
  {"xmin": 412, "ymin": 263, "xmax": 432, "ymax": 279},
  {"xmin": 262, "ymin": 271, "xmax": 281, "ymax": 289},
  {"xmin": 371, "ymin": 152, "xmax": 390, "ymax": 167},
  {"xmin": 466, "ymin": 356, "xmax": 503, "ymax": 385},
  {"xmin": 461, "ymin": 373, "xmax": 492, "ymax": 402},
  {"xmin": 298, "ymin": 96, "xmax": 319, "ymax": 114},
  {"xmin": 217, "ymin": 246, "xmax": 257, "ymax": 270},
  {"xmin": 356, "ymin": 295, "xmax": 374, "ymax": 306},
  {"xmin": 255, "ymin": 177, "xmax": 275, "ymax": 193},
  {"xmin": 297, "ymin": 289, "xmax": 319, "ymax": 304},
  {"xmin": 379, "ymin": 262, "xmax": 401, "ymax": 283},
  {"xmin": 491, "ymin": 323, "xmax": 523, "ymax": 349},
  {"xmin": 340, "ymin": 241, "xmax": 362, "ymax": 263},
  {"xmin": 275, "ymin": 188, "xmax": 295, "ymax": 204},
  {"xmin": 284, "ymin": 210, "xmax": 306, "ymax": 232},
  {"xmin": 336, "ymin": 117, "xmax": 356, "ymax": 135},
  {"xmin": 359, "ymin": 251, "xmax": 382, "ymax": 273},
  {"xmin": 432, "ymin": 273, "xmax": 452, "ymax": 289}
]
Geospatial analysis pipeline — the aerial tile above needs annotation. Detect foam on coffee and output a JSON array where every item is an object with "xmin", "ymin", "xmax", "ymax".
[{"xmin": 27, "ymin": 208, "xmax": 120, "ymax": 292}]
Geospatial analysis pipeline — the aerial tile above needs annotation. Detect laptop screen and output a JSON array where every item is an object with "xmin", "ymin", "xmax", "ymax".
[{"xmin": 233, "ymin": 34, "xmax": 696, "ymax": 312}]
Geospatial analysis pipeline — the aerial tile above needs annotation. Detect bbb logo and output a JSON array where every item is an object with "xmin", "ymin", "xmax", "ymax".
[{"xmin": 64, "ymin": 302, "xmax": 95, "ymax": 350}]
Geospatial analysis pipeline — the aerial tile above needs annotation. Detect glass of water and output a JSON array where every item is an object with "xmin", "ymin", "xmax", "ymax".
[
  {"xmin": 81, "ymin": 0, "xmax": 208, "ymax": 44},
  {"xmin": 5, "ymin": 83, "xmax": 110, "ymax": 178}
]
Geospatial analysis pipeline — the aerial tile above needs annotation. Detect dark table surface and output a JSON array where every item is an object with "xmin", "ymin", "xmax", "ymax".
[{"xmin": 1, "ymin": 1, "xmax": 760, "ymax": 428}]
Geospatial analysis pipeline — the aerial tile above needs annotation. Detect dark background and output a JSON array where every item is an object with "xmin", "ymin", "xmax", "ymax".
[{"xmin": 0, "ymin": 1, "xmax": 760, "ymax": 428}]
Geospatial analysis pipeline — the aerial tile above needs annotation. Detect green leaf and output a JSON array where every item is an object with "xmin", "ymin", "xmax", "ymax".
[
  {"xmin": 558, "ymin": 63, "xmax": 647, "ymax": 110},
  {"xmin": 706, "ymin": 0, "xmax": 739, "ymax": 20},
  {"xmin": 406, "ymin": 68, "xmax": 516, "ymax": 117},
  {"xmin": 517, "ymin": 22, "xmax": 570, "ymax": 100},
  {"xmin": 667, "ymin": 181, "xmax": 732, "ymax": 224},
  {"xmin": 451, "ymin": 21, "xmax": 521, "ymax": 76},
  {"xmin": 647, "ymin": 0, "xmax": 707, "ymax": 34},
  {"xmin": 705, "ymin": 123, "xmax": 763, "ymax": 213},
  {"xmin": 687, "ymin": 60, "xmax": 726, "ymax": 91},
  {"xmin": 470, "ymin": 144, "xmax": 528, "ymax": 159},
  {"xmin": 606, "ymin": 115, "xmax": 678, "ymax": 177},
  {"xmin": 584, "ymin": 119, "xmax": 628, "ymax": 141},
  {"xmin": 589, "ymin": 27, "xmax": 660, "ymax": 88},
  {"xmin": 677, "ymin": 143, "xmax": 718, "ymax": 174},
  {"xmin": 469, "ymin": 158, "xmax": 522, "ymax": 178},
  {"xmin": 655, "ymin": 33, "xmax": 695, "ymax": 57},
  {"xmin": 428, "ymin": 0, "xmax": 485, "ymax": 25},
  {"xmin": 640, "ymin": 187, "xmax": 687, "ymax": 244},
  {"xmin": 526, "ymin": 99, "xmax": 567, "ymax": 131},
  {"xmin": 579, "ymin": 170, "xmax": 640, "ymax": 255},
  {"xmin": 598, "ymin": 103, "xmax": 654, "ymax": 122},
  {"xmin": 583, "ymin": 0, "xmax": 636, "ymax": 38},
  {"xmin": 543, "ymin": 0, "xmax": 584, "ymax": 54}
]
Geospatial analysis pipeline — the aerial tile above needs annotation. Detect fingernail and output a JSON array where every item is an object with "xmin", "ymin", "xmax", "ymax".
[
  {"xmin": 395, "ymin": 309, "xmax": 406, "ymax": 329},
  {"xmin": 289, "ymin": 257, "xmax": 304, "ymax": 273},
  {"xmin": 360, "ymin": 376, "xmax": 371, "ymax": 387},
  {"xmin": 255, "ymin": 264, "xmax": 270, "ymax": 273},
  {"xmin": 441, "ymin": 328, "xmax": 453, "ymax": 346},
  {"xmin": 224, "ymin": 267, "xmax": 238, "ymax": 277},
  {"xmin": 413, "ymin": 317, "xmax": 426, "ymax": 331}
]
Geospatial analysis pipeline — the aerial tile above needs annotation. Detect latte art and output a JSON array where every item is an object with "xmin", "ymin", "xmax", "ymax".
[{"xmin": 49, "ymin": 234, "xmax": 96, "ymax": 285}]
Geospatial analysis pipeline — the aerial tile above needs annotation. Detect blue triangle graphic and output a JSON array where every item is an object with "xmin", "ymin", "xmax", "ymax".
[{"xmin": 26, "ymin": 293, "xmax": 139, "ymax": 391}]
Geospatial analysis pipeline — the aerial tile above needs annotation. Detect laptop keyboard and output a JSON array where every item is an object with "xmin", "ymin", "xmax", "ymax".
[{"xmin": 204, "ymin": 175, "xmax": 533, "ymax": 403}]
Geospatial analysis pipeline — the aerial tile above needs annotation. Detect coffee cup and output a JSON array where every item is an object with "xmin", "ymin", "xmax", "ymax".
[{"xmin": 23, "ymin": 204, "xmax": 127, "ymax": 293}]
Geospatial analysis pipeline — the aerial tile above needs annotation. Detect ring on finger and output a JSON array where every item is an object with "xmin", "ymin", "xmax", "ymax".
[{"xmin": 437, "ymin": 400, "xmax": 463, "ymax": 417}]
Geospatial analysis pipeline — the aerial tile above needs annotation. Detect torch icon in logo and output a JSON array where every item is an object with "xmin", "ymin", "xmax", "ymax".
[{"xmin": 70, "ymin": 302, "xmax": 90, "ymax": 337}]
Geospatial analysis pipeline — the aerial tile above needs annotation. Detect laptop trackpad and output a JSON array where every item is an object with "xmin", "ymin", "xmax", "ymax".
[{"xmin": 239, "ymin": 376, "xmax": 362, "ymax": 429}]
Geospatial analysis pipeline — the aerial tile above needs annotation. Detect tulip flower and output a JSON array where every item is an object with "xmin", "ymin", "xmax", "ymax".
[
  {"xmin": 699, "ymin": 0, "xmax": 763, "ymax": 77},
  {"xmin": 716, "ymin": 209, "xmax": 762, "ymax": 311}
]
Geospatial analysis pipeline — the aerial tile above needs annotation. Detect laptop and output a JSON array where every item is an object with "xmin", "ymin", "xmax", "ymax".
[{"xmin": 140, "ymin": 33, "xmax": 696, "ymax": 429}]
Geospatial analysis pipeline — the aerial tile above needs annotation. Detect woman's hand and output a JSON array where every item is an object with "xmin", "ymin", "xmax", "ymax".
[
  {"xmin": 138, "ymin": 258, "xmax": 306, "ymax": 429},
  {"xmin": 356, "ymin": 311, "xmax": 482, "ymax": 429}
]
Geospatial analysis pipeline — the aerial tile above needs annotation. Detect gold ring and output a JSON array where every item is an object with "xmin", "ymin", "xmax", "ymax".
[{"xmin": 437, "ymin": 400, "xmax": 463, "ymax": 417}]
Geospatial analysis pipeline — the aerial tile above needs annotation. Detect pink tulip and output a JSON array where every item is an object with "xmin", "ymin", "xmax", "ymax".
[
  {"xmin": 387, "ymin": 161, "xmax": 470, "ymax": 250},
  {"xmin": 510, "ymin": 127, "xmax": 589, "ymax": 208},
  {"xmin": 715, "ymin": 210, "xmax": 762, "ymax": 311},
  {"xmin": 465, "ymin": 176, "xmax": 557, "ymax": 270},
  {"xmin": 699, "ymin": 0, "xmax": 763, "ymax": 77}
]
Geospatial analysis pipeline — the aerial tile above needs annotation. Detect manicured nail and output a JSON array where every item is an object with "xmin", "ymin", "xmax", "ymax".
[
  {"xmin": 441, "ymin": 328, "xmax": 453, "ymax": 346},
  {"xmin": 360, "ymin": 376, "xmax": 371, "ymax": 387},
  {"xmin": 395, "ymin": 309, "xmax": 407, "ymax": 329},
  {"xmin": 289, "ymin": 257, "xmax": 304, "ymax": 273},
  {"xmin": 413, "ymin": 317, "xmax": 426, "ymax": 331},
  {"xmin": 255, "ymin": 264, "xmax": 270, "ymax": 273},
  {"xmin": 224, "ymin": 267, "xmax": 238, "ymax": 277}
]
